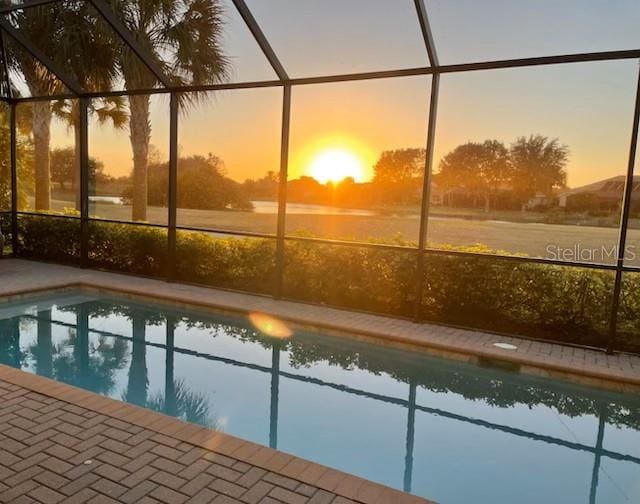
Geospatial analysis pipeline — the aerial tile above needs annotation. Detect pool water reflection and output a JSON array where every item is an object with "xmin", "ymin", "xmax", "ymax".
[{"xmin": 0, "ymin": 292, "xmax": 638, "ymax": 504}]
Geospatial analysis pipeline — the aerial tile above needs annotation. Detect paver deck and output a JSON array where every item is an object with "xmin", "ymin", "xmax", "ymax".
[
  {"xmin": 0, "ymin": 259, "xmax": 638, "ymax": 392},
  {"xmin": 0, "ymin": 365, "xmax": 429, "ymax": 504}
]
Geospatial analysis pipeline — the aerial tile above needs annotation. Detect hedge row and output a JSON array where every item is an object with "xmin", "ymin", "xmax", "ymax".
[
  {"xmin": 0, "ymin": 213, "xmax": 11, "ymax": 255},
  {"xmin": 11, "ymin": 214, "xmax": 640, "ymax": 353}
]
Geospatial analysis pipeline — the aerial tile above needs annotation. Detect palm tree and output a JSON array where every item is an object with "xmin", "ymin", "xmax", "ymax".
[
  {"xmin": 123, "ymin": 311, "xmax": 149, "ymax": 407},
  {"xmin": 0, "ymin": 317, "xmax": 22, "ymax": 368},
  {"xmin": 4, "ymin": 2, "xmax": 127, "ymax": 212},
  {"xmin": 120, "ymin": 312, "xmax": 215, "ymax": 427},
  {"xmin": 3, "ymin": 4, "xmax": 66, "ymax": 211},
  {"xmin": 145, "ymin": 379, "xmax": 216, "ymax": 428},
  {"xmin": 35, "ymin": 309, "xmax": 53, "ymax": 378},
  {"xmin": 46, "ymin": 327, "xmax": 130, "ymax": 395},
  {"xmin": 51, "ymin": 2, "xmax": 128, "ymax": 210},
  {"xmin": 106, "ymin": 0, "xmax": 229, "ymax": 221}
]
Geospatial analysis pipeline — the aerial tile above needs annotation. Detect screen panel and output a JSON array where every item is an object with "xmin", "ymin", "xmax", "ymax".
[
  {"xmin": 427, "ymin": 0, "xmax": 640, "ymax": 65},
  {"xmin": 176, "ymin": 87, "xmax": 282, "ymax": 235},
  {"xmin": 0, "ymin": 101, "xmax": 9, "ymax": 211},
  {"xmin": 286, "ymin": 76, "xmax": 431, "ymax": 246},
  {"xmin": 428, "ymin": 61, "xmax": 637, "ymax": 265},
  {"xmin": 15, "ymin": 99, "xmax": 79, "ymax": 215},
  {"xmin": 283, "ymin": 240, "xmax": 418, "ymax": 317},
  {"xmin": 89, "ymin": 94, "xmax": 169, "ymax": 225},
  {"xmin": 176, "ymin": 230, "xmax": 276, "ymax": 295},
  {"xmin": 616, "ymin": 272, "xmax": 640, "ymax": 354},
  {"xmin": 624, "ymin": 127, "xmax": 640, "ymax": 267},
  {"xmin": 245, "ymin": 0, "xmax": 428, "ymax": 77},
  {"xmin": 16, "ymin": 213, "xmax": 80, "ymax": 264},
  {"xmin": 88, "ymin": 220, "xmax": 168, "ymax": 277}
]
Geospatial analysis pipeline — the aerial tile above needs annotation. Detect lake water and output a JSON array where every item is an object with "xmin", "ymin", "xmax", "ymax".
[
  {"xmin": 243, "ymin": 200, "xmax": 378, "ymax": 216},
  {"xmin": 86, "ymin": 197, "xmax": 377, "ymax": 216}
]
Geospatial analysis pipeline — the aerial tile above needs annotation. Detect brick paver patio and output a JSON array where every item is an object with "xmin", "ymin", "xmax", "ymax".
[{"xmin": 0, "ymin": 365, "xmax": 429, "ymax": 504}]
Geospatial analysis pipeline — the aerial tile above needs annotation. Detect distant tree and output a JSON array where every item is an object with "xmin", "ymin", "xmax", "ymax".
[
  {"xmin": 50, "ymin": 147, "xmax": 109, "ymax": 191},
  {"xmin": 509, "ymin": 135, "xmax": 568, "ymax": 207},
  {"xmin": 329, "ymin": 176, "xmax": 356, "ymax": 204},
  {"xmin": 177, "ymin": 155, "xmax": 252, "ymax": 210},
  {"xmin": 437, "ymin": 140, "xmax": 510, "ymax": 211},
  {"xmin": 371, "ymin": 148, "xmax": 425, "ymax": 205},
  {"xmin": 50, "ymin": 148, "xmax": 76, "ymax": 190},
  {"xmin": 287, "ymin": 176, "xmax": 326, "ymax": 204},
  {"xmin": 243, "ymin": 170, "xmax": 279, "ymax": 200},
  {"xmin": 125, "ymin": 154, "xmax": 252, "ymax": 211}
]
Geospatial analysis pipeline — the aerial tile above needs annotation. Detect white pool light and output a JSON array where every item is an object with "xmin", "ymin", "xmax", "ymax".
[{"xmin": 493, "ymin": 342, "xmax": 518, "ymax": 350}]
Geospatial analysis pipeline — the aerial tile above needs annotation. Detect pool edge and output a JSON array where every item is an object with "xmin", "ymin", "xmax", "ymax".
[{"xmin": 0, "ymin": 261, "xmax": 639, "ymax": 395}]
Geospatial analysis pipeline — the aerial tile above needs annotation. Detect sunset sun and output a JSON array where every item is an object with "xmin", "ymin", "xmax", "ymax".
[{"xmin": 308, "ymin": 148, "xmax": 365, "ymax": 184}]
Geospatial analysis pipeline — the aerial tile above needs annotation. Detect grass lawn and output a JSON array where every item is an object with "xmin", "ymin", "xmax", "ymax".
[{"xmin": 31, "ymin": 197, "xmax": 640, "ymax": 267}]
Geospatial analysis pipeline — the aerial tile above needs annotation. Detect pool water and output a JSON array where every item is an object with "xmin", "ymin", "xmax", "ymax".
[{"xmin": 0, "ymin": 292, "xmax": 638, "ymax": 504}]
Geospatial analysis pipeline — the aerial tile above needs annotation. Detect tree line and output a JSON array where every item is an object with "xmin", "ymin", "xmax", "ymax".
[
  {"xmin": 122, "ymin": 148, "xmax": 429, "ymax": 211},
  {"xmin": 114, "ymin": 134, "xmax": 567, "ymax": 213},
  {"xmin": 2, "ymin": 129, "xmax": 570, "ymax": 216},
  {"xmin": 435, "ymin": 134, "xmax": 568, "ymax": 211}
]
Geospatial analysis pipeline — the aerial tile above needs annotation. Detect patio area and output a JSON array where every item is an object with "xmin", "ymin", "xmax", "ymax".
[
  {"xmin": 0, "ymin": 364, "xmax": 427, "ymax": 504},
  {"xmin": 0, "ymin": 261, "xmax": 639, "ymax": 504}
]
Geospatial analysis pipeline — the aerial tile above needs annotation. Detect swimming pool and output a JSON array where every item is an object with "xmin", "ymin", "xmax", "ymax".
[{"xmin": 0, "ymin": 291, "xmax": 638, "ymax": 504}]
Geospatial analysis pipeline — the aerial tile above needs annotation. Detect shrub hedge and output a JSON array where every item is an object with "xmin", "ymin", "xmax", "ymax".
[
  {"xmin": 17, "ymin": 214, "xmax": 81, "ymax": 264},
  {"xmin": 176, "ymin": 230, "xmax": 276, "ymax": 295},
  {"xmin": 422, "ymin": 252, "xmax": 615, "ymax": 348},
  {"xmin": 0, "ymin": 212, "xmax": 11, "ymax": 255},
  {"xmin": 283, "ymin": 242, "xmax": 417, "ymax": 317},
  {"xmin": 11, "ymin": 215, "xmax": 640, "ymax": 353},
  {"xmin": 89, "ymin": 221, "xmax": 168, "ymax": 277}
]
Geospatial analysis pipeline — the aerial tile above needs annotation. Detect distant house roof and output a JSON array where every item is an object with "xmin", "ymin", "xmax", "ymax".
[{"xmin": 559, "ymin": 175, "xmax": 640, "ymax": 199}]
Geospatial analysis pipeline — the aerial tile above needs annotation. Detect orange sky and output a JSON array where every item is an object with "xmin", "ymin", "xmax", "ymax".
[
  {"xmin": 46, "ymin": 0, "xmax": 640, "ymax": 191},
  {"xmin": 49, "ymin": 58, "xmax": 637, "ymax": 191}
]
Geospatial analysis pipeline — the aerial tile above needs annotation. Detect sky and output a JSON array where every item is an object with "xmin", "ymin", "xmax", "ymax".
[{"xmin": 48, "ymin": 0, "xmax": 640, "ymax": 189}]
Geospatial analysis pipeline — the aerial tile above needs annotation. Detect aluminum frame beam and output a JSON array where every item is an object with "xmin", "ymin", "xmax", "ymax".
[
  {"xmin": 88, "ymin": 0, "xmax": 173, "ymax": 89},
  {"xmin": 607, "ymin": 66, "xmax": 640, "ymax": 353},
  {"xmin": 3, "ymin": 49, "xmax": 640, "ymax": 104},
  {"xmin": 0, "ymin": 19, "xmax": 83, "ymax": 95},
  {"xmin": 230, "ymin": 0, "xmax": 288, "ymax": 82},
  {"xmin": 414, "ymin": 0, "xmax": 438, "ymax": 67}
]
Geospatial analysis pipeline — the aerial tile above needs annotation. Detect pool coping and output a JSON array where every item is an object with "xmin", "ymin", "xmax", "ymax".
[
  {"xmin": 1, "ymin": 258, "xmax": 639, "ymax": 395},
  {"xmin": 0, "ymin": 363, "xmax": 432, "ymax": 504}
]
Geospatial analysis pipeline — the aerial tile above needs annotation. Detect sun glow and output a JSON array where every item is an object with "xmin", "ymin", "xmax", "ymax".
[
  {"xmin": 308, "ymin": 148, "xmax": 365, "ymax": 184},
  {"xmin": 248, "ymin": 312, "xmax": 292, "ymax": 339}
]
